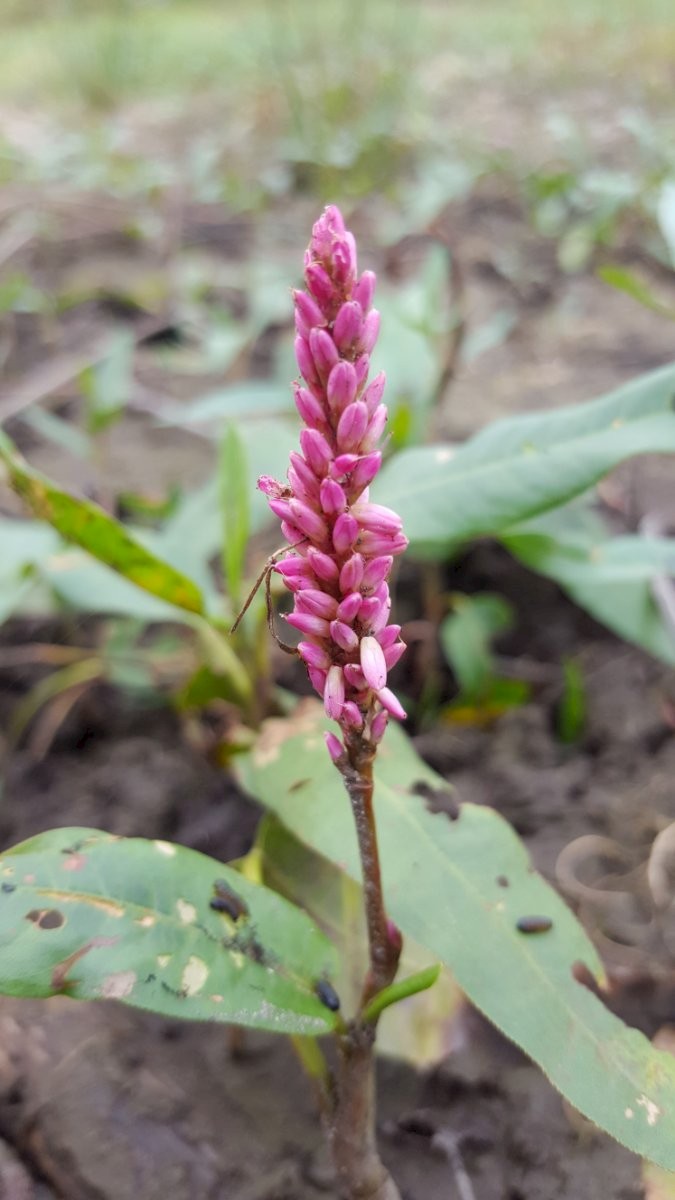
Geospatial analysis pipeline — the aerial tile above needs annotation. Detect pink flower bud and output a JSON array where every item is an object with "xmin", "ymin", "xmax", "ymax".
[
  {"xmin": 274, "ymin": 560, "xmax": 314, "ymax": 591},
  {"xmin": 353, "ymin": 270, "xmax": 376, "ymax": 311},
  {"xmin": 300, "ymin": 429, "xmax": 333, "ymax": 477},
  {"xmin": 359, "ymin": 596, "xmax": 382, "ymax": 626},
  {"xmin": 354, "ymin": 354, "xmax": 370, "ymax": 390},
  {"xmin": 339, "ymin": 553, "xmax": 364, "ymax": 592},
  {"xmin": 293, "ymin": 383, "xmax": 326, "ymax": 430},
  {"xmin": 293, "ymin": 289, "xmax": 325, "ymax": 331},
  {"xmin": 361, "ymin": 404, "xmax": 388, "ymax": 452},
  {"xmin": 361, "ymin": 555, "xmax": 393, "ymax": 592},
  {"xmin": 342, "ymin": 701, "xmax": 363, "ymax": 730},
  {"xmin": 258, "ymin": 475, "xmax": 286, "ymax": 498},
  {"xmin": 344, "ymin": 663, "xmax": 368, "ymax": 689},
  {"xmin": 376, "ymin": 624, "xmax": 401, "ymax": 648},
  {"xmin": 308, "ymin": 666, "xmax": 327, "ymax": 694},
  {"xmin": 362, "ymin": 372, "xmax": 386, "ymax": 417},
  {"xmin": 332, "ymin": 453, "xmax": 359, "ymax": 475},
  {"xmin": 370, "ymin": 710, "xmax": 389, "ymax": 743},
  {"xmin": 369, "ymin": 595, "xmax": 392, "ymax": 634},
  {"xmin": 336, "ymin": 592, "xmax": 362, "ymax": 623},
  {"xmin": 333, "ymin": 512, "xmax": 359, "ymax": 554},
  {"xmin": 359, "ymin": 308, "xmax": 381, "ymax": 354},
  {"xmin": 280, "ymin": 520, "xmax": 307, "ymax": 547},
  {"xmin": 337, "ymin": 401, "xmax": 368, "ymax": 453},
  {"xmin": 332, "ymin": 232, "xmax": 357, "ymax": 286},
  {"xmin": 289, "ymin": 499, "xmax": 329, "ymax": 544},
  {"xmin": 285, "ymin": 611, "xmax": 330, "ymax": 638},
  {"xmin": 309, "ymin": 328, "xmax": 339, "ymax": 381},
  {"xmin": 333, "ymin": 301, "xmax": 364, "ymax": 353},
  {"xmin": 324, "ymin": 665, "xmax": 345, "ymax": 719},
  {"xmin": 361, "ymin": 635, "xmax": 387, "ymax": 690},
  {"xmin": 274, "ymin": 554, "xmax": 309, "ymax": 579},
  {"xmin": 320, "ymin": 477, "xmax": 347, "ymax": 514},
  {"xmin": 295, "ymin": 335, "xmax": 321, "ymax": 389},
  {"xmin": 305, "ymin": 262, "xmax": 336, "ymax": 309},
  {"xmin": 357, "ymin": 530, "xmax": 408, "ymax": 557},
  {"xmin": 307, "ymin": 547, "xmax": 339, "ymax": 582},
  {"xmin": 289, "ymin": 451, "xmax": 319, "ymax": 494},
  {"xmin": 296, "ymin": 588, "xmax": 338, "ymax": 619},
  {"xmin": 350, "ymin": 452, "xmax": 382, "ymax": 492},
  {"xmin": 378, "ymin": 686, "xmax": 406, "ymax": 721},
  {"xmin": 287, "ymin": 464, "xmax": 319, "ymax": 506},
  {"xmin": 268, "ymin": 497, "xmax": 294, "ymax": 523},
  {"xmin": 355, "ymin": 502, "xmax": 402, "ymax": 535},
  {"xmin": 330, "ymin": 620, "xmax": 359, "ymax": 653},
  {"xmin": 383, "ymin": 641, "xmax": 406, "ymax": 670},
  {"xmin": 325, "ymin": 731, "xmax": 345, "ymax": 763},
  {"xmin": 327, "ymin": 361, "xmax": 358, "ymax": 414},
  {"xmin": 298, "ymin": 641, "xmax": 331, "ymax": 670}
]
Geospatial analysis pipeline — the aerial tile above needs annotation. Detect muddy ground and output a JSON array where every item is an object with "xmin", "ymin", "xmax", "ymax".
[{"xmin": 1, "ymin": 89, "xmax": 675, "ymax": 1197}]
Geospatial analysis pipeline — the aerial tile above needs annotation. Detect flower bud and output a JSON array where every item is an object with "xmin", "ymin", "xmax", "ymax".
[
  {"xmin": 377, "ymin": 686, "xmax": 406, "ymax": 721},
  {"xmin": 361, "ymin": 635, "xmax": 387, "ymax": 691},
  {"xmin": 336, "ymin": 592, "xmax": 362, "ymax": 623},
  {"xmin": 353, "ymin": 270, "xmax": 376, "ymax": 311},
  {"xmin": 298, "ymin": 642, "xmax": 331, "ymax": 670},
  {"xmin": 296, "ymin": 588, "xmax": 338, "ymax": 619},
  {"xmin": 339, "ymin": 553, "xmax": 364, "ymax": 592},
  {"xmin": 333, "ymin": 512, "xmax": 359, "ymax": 554},
  {"xmin": 295, "ymin": 335, "xmax": 321, "ymax": 389},
  {"xmin": 289, "ymin": 499, "xmax": 329, "ymax": 544},
  {"xmin": 333, "ymin": 301, "xmax": 364, "ymax": 353},
  {"xmin": 325, "ymin": 731, "xmax": 345, "ymax": 763},
  {"xmin": 359, "ymin": 308, "xmax": 381, "ymax": 354},
  {"xmin": 293, "ymin": 383, "xmax": 326, "ymax": 430},
  {"xmin": 320, "ymin": 477, "xmax": 347, "ymax": 514},
  {"xmin": 307, "ymin": 547, "xmax": 339, "ymax": 582},
  {"xmin": 324, "ymin": 665, "xmax": 345, "ymax": 720},
  {"xmin": 309, "ymin": 328, "xmax": 339, "ymax": 381},
  {"xmin": 330, "ymin": 620, "xmax": 359, "ymax": 653},
  {"xmin": 327, "ymin": 361, "xmax": 358, "ymax": 414},
  {"xmin": 300, "ymin": 429, "xmax": 333, "ymax": 477},
  {"xmin": 337, "ymin": 401, "xmax": 368, "ymax": 453},
  {"xmin": 285, "ymin": 611, "xmax": 330, "ymax": 638}
]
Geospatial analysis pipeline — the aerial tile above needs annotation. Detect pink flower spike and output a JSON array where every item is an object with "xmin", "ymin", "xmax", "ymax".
[
  {"xmin": 325, "ymin": 731, "xmax": 345, "ymax": 763},
  {"xmin": 327, "ymin": 361, "xmax": 358, "ymax": 414},
  {"xmin": 339, "ymin": 553, "xmax": 364, "ymax": 592},
  {"xmin": 344, "ymin": 663, "xmax": 367, "ymax": 689},
  {"xmin": 361, "ymin": 404, "xmax": 388, "ymax": 452},
  {"xmin": 298, "ymin": 641, "xmax": 331, "ymax": 670},
  {"xmin": 305, "ymin": 262, "xmax": 336, "ymax": 309},
  {"xmin": 362, "ymin": 372, "xmax": 386, "ymax": 417},
  {"xmin": 285, "ymin": 611, "xmax": 330, "ymax": 638},
  {"xmin": 307, "ymin": 547, "xmax": 339, "ymax": 582},
  {"xmin": 293, "ymin": 384, "xmax": 326, "ymax": 430},
  {"xmin": 333, "ymin": 512, "xmax": 359, "ymax": 554},
  {"xmin": 342, "ymin": 701, "xmax": 363, "ymax": 730},
  {"xmin": 377, "ymin": 686, "xmax": 407, "ymax": 721},
  {"xmin": 337, "ymin": 592, "xmax": 362, "ymax": 623},
  {"xmin": 309, "ymin": 328, "xmax": 339, "ymax": 381},
  {"xmin": 383, "ymin": 641, "xmax": 406, "ymax": 670},
  {"xmin": 353, "ymin": 270, "xmax": 376, "ymax": 311},
  {"xmin": 359, "ymin": 308, "xmax": 381, "ymax": 355},
  {"xmin": 293, "ymin": 289, "xmax": 325, "ymax": 331},
  {"xmin": 330, "ymin": 620, "xmax": 359, "ymax": 653},
  {"xmin": 361, "ymin": 555, "xmax": 393, "ymax": 592},
  {"xmin": 333, "ymin": 301, "xmax": 364, "ymax": 353},
  {"xmin": 308, "ymin": 666, "xmax": 327, "ymax": 694},
  {"xmin": 289, "ymin": 500, "xmax": 329, "ymax": 544},
  {"xmin": 296, "ymin": 589, "xmax": 338, "ymax": 619},
  {"xmin": 337, "ymin": 401, "xmax": 368, "ymax": 453},
  {"xmin": 361, "ymin": 635, "xmax": 387, "ymax": 690},
  {"xmin": 320, "ymin": 477, "xmax": 347, "ymax": 514},
  {"xmin": 295, "ymin": 335, "xmax": 321, "ymax": 389},
  {"xmin": 370, "ymin": 710, "xmax": 389, "ymax": 743},
  {"xmin": 300, "ymin": 429, "xmax": 333, "ymax": 477},
  {"xmin": 350, "ymin": 452, "xmax": 382, "ymax": 492},
  {"xmin": 324, "ymin": 665, "xmax": 345, "ymax": 720}
]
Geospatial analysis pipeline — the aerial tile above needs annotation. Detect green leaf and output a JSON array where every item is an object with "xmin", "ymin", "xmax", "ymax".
[
  {"xmin": 0, "ymin": 431, "xmax": 205, "ymax": 616},
  {"xmin": 220, "ymin": 423, "xmax": 250, "ymax": 609},
  {"xmin": 504, "ymin": 515, "xmax": 675, "ymax": 666},
  {"xmin": 374, "ymin": 362, "xmax": 675, "ymax": 557},
  {"xmin": 440, "ymin": 593, "xmax": 514, "ymax": 700},
  {"xmin": 598, "ymin": 266, "xmax": 675, "ymax": 320},
  {"xmin": 238, "ymin": 703, "xmax": 675, "ymax": 1167},
  {"xmin": 254, "ymin": 813, "xmax": 461, "ymax": 1067},
  {"xmin": 0, "ymin": 827, "xmax": 338, "ymax": 1036}
]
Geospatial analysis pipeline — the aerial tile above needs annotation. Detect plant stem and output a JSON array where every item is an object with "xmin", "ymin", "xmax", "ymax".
[{"xmin": 326, "ymin": 730, "xmax": 402, "ymax": 1200}]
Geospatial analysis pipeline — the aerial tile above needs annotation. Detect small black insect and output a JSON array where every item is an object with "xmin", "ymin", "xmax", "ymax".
[
  {"xmin": 1, "ymin": 882, "xmax": 16, "ymax": 894},
  {"xmin": 516, "ymin": 915, "xmax": 553, "ymax": 934},
  {"xmin": 314, "ymin": 979, "xmax": 341, "ymax": 1012},
  {"xmin": 210, "ymin": 879, "xmax": 249, "ymax": 922}
]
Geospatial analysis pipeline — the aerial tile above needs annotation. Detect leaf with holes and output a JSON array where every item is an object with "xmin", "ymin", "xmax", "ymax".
[
  {"xmin": 0, "ymin": 431, "xmax": 204, "ymax": 616},
  {"xmin": 373, "ymin": 361, "xmax": 675, "ymax": 556},
  {"xmin": 237, "ymin": 702, "xmax": 675, "ymax": 1167},
  {"xmin": 0, "ymin": 828, "xmax": 339, "ymax": 1035}
]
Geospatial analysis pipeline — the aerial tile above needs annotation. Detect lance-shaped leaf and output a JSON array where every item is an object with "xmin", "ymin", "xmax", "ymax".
[
  {"xmin": 0, "ymin": 430, "xmax": 204, "ymax": 615},
  {"xmin": 373, "ymin": 361, "xmax": 675, "ymax": 556},
  {"xmin": 237, "ymin": 702, "xmax": 675, "ymax": 1167},
  {"xmin": 0, "ymin": 828, "xmax": 339, "ymax": 1036}
]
